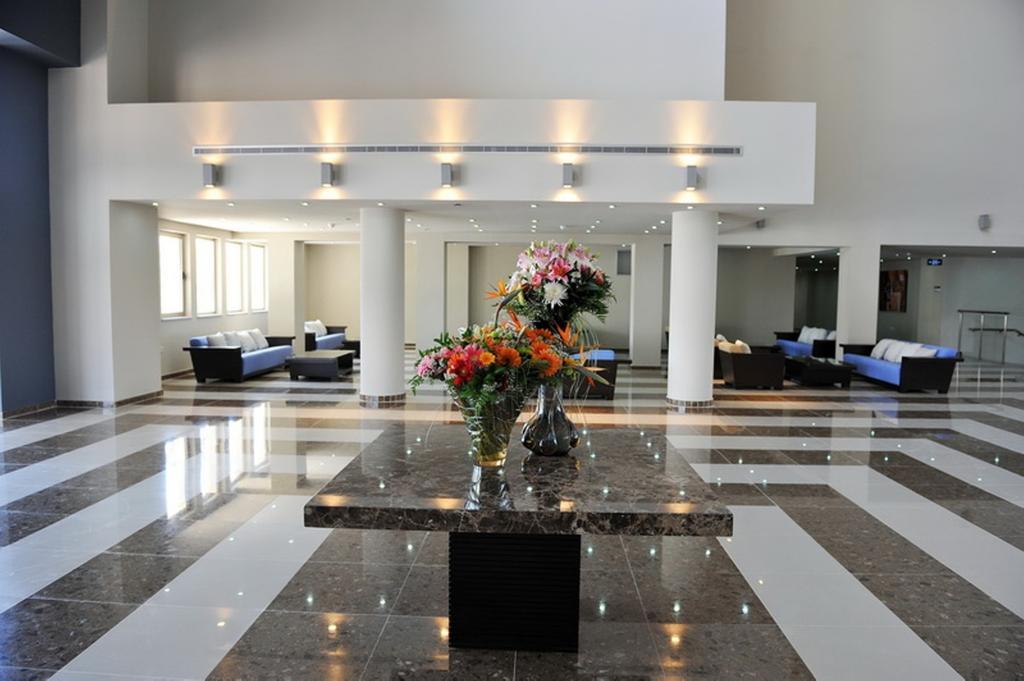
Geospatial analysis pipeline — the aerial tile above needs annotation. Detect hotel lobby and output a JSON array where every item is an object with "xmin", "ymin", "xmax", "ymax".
[{"xmin": 1, "ymin": 1, "xmax": 1023, "ymax": 679}]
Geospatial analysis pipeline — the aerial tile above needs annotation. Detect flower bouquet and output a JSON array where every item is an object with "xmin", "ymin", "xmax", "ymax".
[
  {"xmin": 496, "ymin": 241, "xmax": 615, "ymax": 456},
  {"xmin": 410, "ymin": 323, "xmax": 604, "ymax": 467}
]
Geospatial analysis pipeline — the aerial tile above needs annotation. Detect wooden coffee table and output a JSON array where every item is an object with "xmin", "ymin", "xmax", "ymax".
[
  {"xmin": 288, "ymin": 350, "xmax": 354, "ymax": 380},
  {"xmin": 784, "ymin": 355, "xmax": 853, "ymax": 387}
]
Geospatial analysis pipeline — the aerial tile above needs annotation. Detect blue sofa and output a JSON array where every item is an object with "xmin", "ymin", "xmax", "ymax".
[
  {"xmin": 304, "ymin": 324, "xmax": 348, "ymax": 352},
  {"xmin": 841, "ymin": 342, "xmax": 960, "ymax": 393},
  {"xmin": 774, "ymin": 330, "xmax": 836, "ymax": 359},
  {"xmin": 184, "ymin": 334, "xmax": 294, "ymax": 382}
]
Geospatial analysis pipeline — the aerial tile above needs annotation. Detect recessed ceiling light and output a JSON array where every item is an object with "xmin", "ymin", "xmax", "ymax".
[
  {"xmin": 469, "ymin": 218, "xmax": 476, "ymax": 223},
  {"xmin": 907, "ymin": 256, "xmax": 912, "ymax": 260},
  {"xmin": 530, "ymin": 203, "xmax": 538, "ymax": 208},
  {"xmin": 991, "ymin": 249, "xmax": 998, "ymax": 254},
  {"xmin": 660, "ymin": 220, "xmax": 666, "ymax": 224},
  {"xmin": 559, "ymin": 225, "xmax": 565, "ymax": 230},
  {"xmin": 300, "ymin": 201, "xmax": 309, "ymax": 207},
  {"xmin": 494, "ymin": 242, "xmax": 499, "ymax": 246},
  {"xmin": 746, "ymin": 245, "xmax": 751, "ymax": 249},
  {"xmin": 595, "ymin": 220, "xmax": 601, "ymax": 224},
  {"xmin": 406, "ymin": 217, "xmax": 412, "ymax": 222},
  {"xmin": 303, "ymin": 222, "xmax": 308, "ymax": 227},
  {"xmin": 151, "ymin": 201, "xmax": 159, "ymax": 207},
  {"xmin": 942, "ymin": 253, "xmax": 947, "ymax": 258},
  {"xmin": 621, "ymin": 243, "xmax": 627, "ymax": 247},
  {"xmin": 377, "ymin": 202, "xmax": 385, "ymax": 207},
  {"xmin": 416, "ymin": 223, "xmax": 422, "ymax": 227},
  {"xmin": 283, "ymin": 217, "xmax": 290, "ymax": 222},
  {"xmin": 651, "ymin": 226, "xmax": 658, "ymax": 230},
  {"xmin": 686, "ymin": 205, "xmax": 694, "ymax": 210},
  {"xmin": 227, "ymin": 202, "xmax": 235, "ymax": 207},
  {"xmin": 717, "ymin": 220, "xmax": 723, "ymax": 225},
  {"xmin": 757, "ymin": 206, "xmax": 765, "ymax": 211},
  {"xmin": 608, "ymin": 204, "xmax": 616, "ymax": 209},
  {"xmin": 531, "ymin": 218, "xmax": 538, "ymax": 223},
  {"xmin": 880, "ymin": 258, "xmax": 885, "ymax": 262},
  {"xmin": 644, "ymin": 230, "xmax": 649, "ymax": 234}
]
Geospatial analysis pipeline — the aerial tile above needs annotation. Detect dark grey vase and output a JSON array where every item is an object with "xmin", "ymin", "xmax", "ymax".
[{"xmin": 521, "ymin": 383, "xmax": 580, "ymax": 456}]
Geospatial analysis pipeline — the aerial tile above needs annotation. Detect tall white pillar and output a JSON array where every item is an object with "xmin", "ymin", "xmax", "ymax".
[
  {"xmin": 629, "ymin": 238, "xmax": 666, "ymax": 368},
  {"xmin": 667, "ymin": 210, "xmax": 719, "ymax": 407},
  {"xmin": 267, "ymin": 236, "xmax": 306, "ymax": 349},
  {"xmin": 836, "ymin": 243, "xmax": 881, "ymax": 356},
  {"xmin": 415, "ymin": 233, "xmax": 446, "ymax": 350},
  {"xmin": 359, "ymin": 207, "xmax": 406, "ymax": 406}
]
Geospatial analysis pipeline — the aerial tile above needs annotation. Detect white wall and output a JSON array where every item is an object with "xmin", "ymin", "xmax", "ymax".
[
  {"xmin": 794, "ymin": 269, "xmax": 838, "ymax": 331},
  {"xmin": 445, "ymin": 243, "xmax": 469, "ymax": 332},
  {"xmin": 723, "ymin": 0, "xmax": 1024, "ymax": 250},
  {"xmin": 140, "ymin": 0, "xmax": 726, "ymax": 103},
  {"xmin": 663, "ymin": 247, "xmax": 796, "ymax": 345},
  {"xmin": 156, "ymin": 220, "xmax": 269, "ymax": 376},
  {"xmin": 466, "ymin": 243, "xmax": 632, "ymax": 348},
  {"xmin": 110, "ymin": 202, "xmax": 161, "ymax": 399},
  {"xmin": 304, "ymin": 243, "xmax": 416, "ymax": 344}
]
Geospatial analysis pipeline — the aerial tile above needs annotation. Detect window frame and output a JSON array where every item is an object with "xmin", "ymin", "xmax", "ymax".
[
  {"xmin": 158, "ymin": 230, "xmax": 189, "ymax": 319},
  {"xmin": 248, "ymin": 242, "xmax": 268, "ymax": 312},
  {"xmin": 193, "ymin": 234, "xmax": 220, "ymax": 317},
  {"xmin": 224, "ymin": 239, "xmax": 246, "ymax": 314}
]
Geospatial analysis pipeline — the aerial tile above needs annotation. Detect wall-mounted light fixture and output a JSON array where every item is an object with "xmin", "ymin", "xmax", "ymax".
[
  {"xmin": 202, "ymin": 163, "xmax": 221, "ymax": 188},
  {"xmin": 441, "ymin": 163, "xmax": 455, "ymax": 188},
  {"xmin": 562, "ymin": 163, "xmax": 575, "ymax": 188},
  {"xmin": 320, "ymin": 162, "xmax": 337, "ymax": 187},
  {"xmin": 684, "ymin": 165, "xmax": 699, "ymax": 191}
]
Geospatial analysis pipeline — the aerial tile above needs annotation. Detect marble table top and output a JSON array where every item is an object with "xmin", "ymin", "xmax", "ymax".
[{"xmin": 305, "ymin": 424, "xmax": 732, "ymax": 536}]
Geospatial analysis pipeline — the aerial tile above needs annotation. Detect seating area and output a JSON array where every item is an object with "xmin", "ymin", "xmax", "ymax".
[
  {"xmin": 304, "ymin": 320, "xmax": 347, "ymax": 352},
  {"xmin": 841, "ymin": 338, "xmax": 960, "ymax": 393},
  {"xmin": 184, "ymin": 329, "xmax": 294, "ymax": 382},
  {"xmin": 774, "ymin": 326, "xmax": 837, "ymax": 358},
  {"xmin": 717, "ymin": 337, "xmax": 785, "ymax": 389}
]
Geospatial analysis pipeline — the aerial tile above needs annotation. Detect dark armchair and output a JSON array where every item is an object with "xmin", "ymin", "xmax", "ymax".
[{"xmin": 719, "ymin": 346, "xmax": 785, "ymax": 389}]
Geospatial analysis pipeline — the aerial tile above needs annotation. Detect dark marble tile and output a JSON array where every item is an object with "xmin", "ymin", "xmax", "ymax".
[
  {"xmin": 622, "ymin": 536, "xmax": 737, "ymax": 575},
  {"xmin": 307, "ymin": 529, "xmax": 426, "ymax": 565},
  {"xmin": 362, "ymin": 615, "xmax": 514, "ymax": 680},
  {"xmin": 0, "ymin": 667, "xmax": 53, "ymax": 681},
  {"xmin": 783, "ymin": 507, "xmax": 952, "ymax": 575},
  {"xmin": 856, "ymin": 573, "xmax": 1022, "ymax": 626},
  {"xmin": 107, "ymin": 504, "xmax": 256, "ymax": 558},
  {"xmin": 393, "ymin": 566, "xmax": 447, "ymax": 617},
  {"xmin": 580, "ymin": 570, "xmax": 646, "ymax": 623},
  {"xmin": 651, "ymin": 623, "xmax": 815, "ymax": 680},
  {"xmin": 0, "ymin": 511, "xmax": 66, "ymax": 547},
  {"xmin": 2, "ymin": 484, "xmax": 114, "ymax": 515},
  {"xmin": 268, "ymin": 561, "xmax": 410, "ymax": 615},
  {"xmin": 758, "ymin": 483, "xmax": 852, "ymax": 509},
  {"xmin": 37, "ymin": 552, "xmax": 194, "ymax": 605},
  {"xmin": 713, "ymin": 450, "xmax": 794, "ymax": 465},
  {"xmin": 208, "ymin": 611, "xmax": 387, "ymax": 681},
  {"xmin": 415, "ymin": 531, "xmax": 449, "ymax": 566},
  {"xmin": 911, "ymin": 625, "xmax": 1024, "ymax": 681},
  {"xmin": 0, "ymin": 598, "xmax": 135, "ymax": 670},
  {"xmin": 707, "ymin": 483, "xmax": 772, "ymax": 506},
  {"xmin": 514, "ymin": 622, "xmax": 662, "ymax": 680},
  {"xmin": 631, "ymin": 568, "xmax": 772, "ymax": 625},
  {"xmin": 580, "ymin": 535, "xmax": 630, "ymax": 571}
]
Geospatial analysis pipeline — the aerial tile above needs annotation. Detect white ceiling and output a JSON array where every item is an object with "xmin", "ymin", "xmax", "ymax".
[{"xmin": 150, "ymin": 199, "xmax": 771, "ymax": 237}]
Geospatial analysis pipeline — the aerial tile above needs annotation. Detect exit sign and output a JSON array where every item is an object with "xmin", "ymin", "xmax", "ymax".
[{"xmin": 927, "ymin": 258, "xmax": 943, "ymax": 266}]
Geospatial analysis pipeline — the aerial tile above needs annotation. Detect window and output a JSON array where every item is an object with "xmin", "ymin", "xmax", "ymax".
[
  {"xmin": 194, "ymin": 236, "xmax": 218, "ymax": 315},
  {"xmin": 249, "ymin": 243, "xmax": 267, "ymax": 311},
  {"xmin": 224, "ymin": 241, "xmax": 244, "ymax": 313},
  {"xmin": 159, "ymin": 232, "xmax": 186, "ymax": 317}
]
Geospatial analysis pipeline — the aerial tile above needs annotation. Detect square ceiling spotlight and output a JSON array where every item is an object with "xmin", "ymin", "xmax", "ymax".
[
  {"xmin": 684, "ymin": 165, "xmax": 699, "ymax": 191},
  {"xmin": 562, "ymin": 163, "xmax": 575, "ymax": 188},
  {"xmin": 202, "ymin": 163, "xmax": 221, "ymax": 188},
  {"xmin": 320, "ymin": 162, "xmax": 337, "ymax": 187},
  {"xmin": 441, "ymin": 163, "xmax": 455, "ymax": 188}
]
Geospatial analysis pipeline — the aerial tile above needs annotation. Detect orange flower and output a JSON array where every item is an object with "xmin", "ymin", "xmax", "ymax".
[
  {"xmin": 485, "ymin": 279, "xmax": 511, "ymax": 300},
  {"xmin": 556, "ymin": 323, "xmax": 578, "ymax": 347},
  {"xmin": 505, "ymin": 310, "xmax": 524, "ymax": 331},
  {"xmin": 480, "ymin": 351, "xmax": 495, "ymax": 366}
]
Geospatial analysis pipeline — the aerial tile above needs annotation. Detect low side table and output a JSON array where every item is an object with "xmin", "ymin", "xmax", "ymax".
[
  {"xmin": 288, "ymin": 350, "xmax": 354, "ymax": 380},
  {"xmin": 785, "ymin": 356, "xmax": 853, "ymax": 387}
]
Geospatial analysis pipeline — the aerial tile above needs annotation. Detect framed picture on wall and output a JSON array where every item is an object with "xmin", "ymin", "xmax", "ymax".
[{"xmin": 879, "ymin": 270, "xmax": 908, "ymax": 312}]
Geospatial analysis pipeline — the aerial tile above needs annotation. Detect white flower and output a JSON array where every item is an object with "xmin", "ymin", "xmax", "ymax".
[{"xmin": 543, "ymin": 281, "xmax": 568, "ymax": 308}]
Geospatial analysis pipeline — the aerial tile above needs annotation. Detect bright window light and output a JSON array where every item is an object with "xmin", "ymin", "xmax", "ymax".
[
  {"xmin": 249, "ymin": 243, "xmax": 267, "ymax": 311},
  {"xmin": 194, "ymin": 236, "xmax": 218, "ymax": 315},
  {"xmin": 159, "ymin": 232, "xmax": 186, "ymax": 317},
  {"xmin": 225, "ymin": 241, "xmax": 244, "ymax": 313}
]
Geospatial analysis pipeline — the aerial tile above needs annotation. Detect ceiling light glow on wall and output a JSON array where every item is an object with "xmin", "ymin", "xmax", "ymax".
[
  {"xmin": 320, "ymin": 162, "xmax": 337, "ymax": 187},
  {"xmin": 441, "ymin": 163, "xmax": 455, "ymax": 187},
  {"xmin": 202, "ymin": 163, "xmax": 221, "ymax": 188},
  {"xmin": 684, "ymin": 165, "xmax": 700, "ymax": 191},
  {"xmin": 562, "ymin": 163, "xmax": 575, "ymax": 188}
]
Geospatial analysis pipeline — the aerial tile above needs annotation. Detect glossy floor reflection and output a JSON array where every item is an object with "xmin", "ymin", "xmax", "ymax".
[{"xmin": 1, "ymin": 355, "xmax": 1023, "ymax": 679}]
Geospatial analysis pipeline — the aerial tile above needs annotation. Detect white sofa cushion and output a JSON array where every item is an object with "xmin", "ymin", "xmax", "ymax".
[
  {"xmin": 315, "ymin": 320, "xmax": 328, "ymax": 337},
  {"xmin": 870, "ymin": 339, "xmax": 895, "ymax": 359},
  {"xmin": 715, "ymin": 333, "xmax": 727, "ymax": 342},
  {"xmin": 907, "ymin": 345, "xmax": 938, "ymax": 358},
  {"xmin": 733, "ymin": 339, "xmax": 752, "ymax": 354},
  {"xmin": 222, "ymin": 331, "xmax": 241, "ymax": 347},
  {"xmin": 249, "ymin": 328, "xmax": 269, "ymax": 349},
  {"xmin": 826, "ymin": 330, "xmax": 837, "ymax": 340},
  {"xmin": 303, "ymin": 321, "xmax": 318, "ymax": 335},
  {"xmin": 235, "ymin": 330, "xmax": 258, "ymax": 353},
  {"xmin": 797, "ymin": 326, "xmax": 813, "ymax": 344},
  {"xmin": 883, "ymin": 340, "xmax": 909, "ymax": 363},
  {"xmin": 206, "ymin": 332, "xmax": 227, "ymax": 347}
]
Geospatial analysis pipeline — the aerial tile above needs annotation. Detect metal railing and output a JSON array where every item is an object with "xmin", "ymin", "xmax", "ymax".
[{"xmin": 957, "ymin": 309, "xmax": 1010, "ymax": 363}]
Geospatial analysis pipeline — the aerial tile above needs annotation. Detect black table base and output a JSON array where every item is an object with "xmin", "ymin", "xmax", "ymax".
[{"xmin": 449, "ymin": 532, "xmax": 581, "ymax": 652}]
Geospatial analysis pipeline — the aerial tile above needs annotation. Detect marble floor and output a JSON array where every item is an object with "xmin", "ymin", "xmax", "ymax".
[{"xmin": 1, "ymin": 354, "xmax": 1023, "ymax": 679}]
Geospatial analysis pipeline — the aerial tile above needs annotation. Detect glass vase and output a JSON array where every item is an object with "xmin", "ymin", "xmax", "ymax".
[
  {"xmin": 521, "ymin": 383, "xmax": 580, "ymax": 457},
  {"xmin": 456, "ymin": 390, "xmax": 528, "ymax": 468}
]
